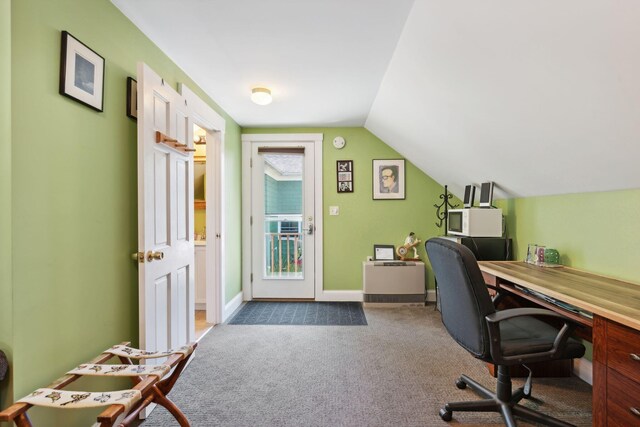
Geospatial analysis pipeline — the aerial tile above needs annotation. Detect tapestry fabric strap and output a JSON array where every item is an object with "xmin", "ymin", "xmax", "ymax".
[
  {"xmin": 17, "ymin": 388, "xmax": 142, "ymax": 412},
  {"xmin": 67, "ymin": 363, "xmax": 170, "ymax": 378},
  {"xmin": 105, "ymin": 344, "xmax": 194, "ymax": 360}
]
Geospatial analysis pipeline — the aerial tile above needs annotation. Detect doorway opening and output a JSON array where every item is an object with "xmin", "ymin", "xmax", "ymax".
[
  {"xmin": 193, "ymin": 124, "xmax": 213, "ymax": 340},
  {"xmin": 242, "ymin": 134, "xmax": 324, "ymax": 301}
]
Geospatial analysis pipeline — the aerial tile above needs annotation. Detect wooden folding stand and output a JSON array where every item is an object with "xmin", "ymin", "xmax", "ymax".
[{"xmin": 0, "ymin": 341, "xmax": 197, "ymax": 427}]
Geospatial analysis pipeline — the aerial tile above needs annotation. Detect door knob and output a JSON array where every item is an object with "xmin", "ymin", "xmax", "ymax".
[
  {"xmin": 147, "ymin": 251, "xmax": 165, "ymax": 262},
  {"xmin": 304, "ymin": 224, "xmax": 314, "ymax": 235},
  {"xmin": 131, "ymin": 252, "xmax": 145, "ymax": 263}
]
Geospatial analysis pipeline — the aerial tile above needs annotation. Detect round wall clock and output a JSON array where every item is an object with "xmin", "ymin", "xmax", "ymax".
[{"xmin": 333, "ymin": 136, "xmax": 346, "ymax": 149}]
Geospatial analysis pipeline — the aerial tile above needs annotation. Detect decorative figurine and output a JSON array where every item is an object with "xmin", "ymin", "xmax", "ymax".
[{"xmin": 396, "ymin": 232, "xmax": 421, "ymax": 261}]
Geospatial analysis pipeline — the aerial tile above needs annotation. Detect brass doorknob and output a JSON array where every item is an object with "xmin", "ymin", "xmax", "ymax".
[
  {"xmin": 147, "ymin": 251, "xmax": 165, "ymax": 262},
  {"xmin": 131, "ymin": 252, "xmax": 145, "ymax": 263}
]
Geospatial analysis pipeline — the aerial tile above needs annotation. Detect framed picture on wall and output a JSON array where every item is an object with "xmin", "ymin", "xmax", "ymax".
[
  {"xmin": 372, "ymin": 159, "xmax": 405, "ymax": 200},
  {"xmin": 337, "ymin": 160, "xmax": 354, "ymax": 193},
  {"xmin": 59, "ymin": 31, "xmax": 105, "ymax": 112},
  {"xmin": 126, "ymin": 77, "xmax": 137, "ymax": 120}
]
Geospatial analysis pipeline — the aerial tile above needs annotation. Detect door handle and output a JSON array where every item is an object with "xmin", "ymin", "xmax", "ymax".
[
  {"xmin": 304, "ymin": 224, "xmax": 314, "ymax": 235},
  {"xmin": 131, "ymin": 252, "xmax": 145, "ymax": 263},
  {"xmin": 147, "ymin": 251, "xmax": 165, "ymax": 262}
]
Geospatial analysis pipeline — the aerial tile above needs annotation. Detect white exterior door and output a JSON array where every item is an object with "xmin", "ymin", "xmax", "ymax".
[
  {"xmin": 250, "ymin": 142, "xmax": 315, "ymax": 298},
  {"xmin": 137, "ymin": 62, "xmax": 195, "ymax": 354}
]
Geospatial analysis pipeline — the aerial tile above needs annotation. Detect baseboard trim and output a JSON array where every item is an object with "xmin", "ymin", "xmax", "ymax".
[
  {"xmin": 573, "ymin": 357, "xmax": 592, "ymax": 385},
  {"xmin": 316, "ymin": 290, "xmax": 435, "ymax": 303},
  {"xmin": 316, "ymin": 290, "xmax": 363, "ymax": 302},
  {"xmin": 222, "ymin": 292, "xmax": 243, "ymax": 322}
]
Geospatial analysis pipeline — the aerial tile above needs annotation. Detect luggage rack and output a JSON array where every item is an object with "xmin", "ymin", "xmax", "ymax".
[{"xmin": 0, "ymin": 341, "xmax": 197, "ymax": 427}]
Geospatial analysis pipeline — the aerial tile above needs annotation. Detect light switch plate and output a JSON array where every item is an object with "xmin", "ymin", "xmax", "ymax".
[{"xmin": 329, "ymin": 206, "xmax": 339, "ymax": 216}]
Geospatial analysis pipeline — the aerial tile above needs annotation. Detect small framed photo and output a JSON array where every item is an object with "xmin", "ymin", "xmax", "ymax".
[
  {"xmin": 337, "ymin": 160, "xmax": 354, "ymax": 193},
  {"xmin": 373, "ymin": 159, "xmax": 405, "ymax": 200},
  {"xmin": 59, "ymin": 31, "xmax": 105, "ymax": 112},
  {"xmin": 373, "ymin": 244, "xmax": 395, "ymax": 261},
  {"xmin": 338, "ymin": 181, "xmax": 352, "ymax": 192},
  {"xmin": 126, "ymin": 77, "xmax": 137, "ymax": 120}
]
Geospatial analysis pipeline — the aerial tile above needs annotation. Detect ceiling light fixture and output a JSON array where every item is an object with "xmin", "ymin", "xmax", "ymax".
[{"xmin": 251, "ymin": 87, "xmax": 272, "ymax": 105}]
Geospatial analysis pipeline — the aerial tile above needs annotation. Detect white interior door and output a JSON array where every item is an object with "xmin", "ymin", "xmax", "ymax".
[
  {"xmin": 251, "ymin": 142, "xmax": 315, "ymax": 298},
  {"xmin": 137, "ymin": 62, "xmax": 195, "ymax": 354}
]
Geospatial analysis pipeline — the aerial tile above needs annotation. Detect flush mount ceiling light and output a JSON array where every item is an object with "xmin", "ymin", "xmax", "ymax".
[{"xmin": 251, "ymin": 87, "xmax": 272, "ymax": 105}]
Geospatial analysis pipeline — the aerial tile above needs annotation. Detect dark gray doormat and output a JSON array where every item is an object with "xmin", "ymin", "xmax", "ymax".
[{"xmin": 228, "ymin": 301, "xmax": 367, "ymax": 325}]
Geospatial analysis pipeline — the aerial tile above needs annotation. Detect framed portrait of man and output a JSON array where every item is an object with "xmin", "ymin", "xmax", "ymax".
[{"xmin": 372, "ymin": 159, "xmax": 405, "ymax": 200}]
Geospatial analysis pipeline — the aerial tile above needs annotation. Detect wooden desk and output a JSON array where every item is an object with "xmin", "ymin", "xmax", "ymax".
[{"xmin": 478, "ymin": 261, "xmax": 640, "ymax": 426}]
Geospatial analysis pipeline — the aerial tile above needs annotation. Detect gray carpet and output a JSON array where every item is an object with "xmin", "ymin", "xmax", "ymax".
[
  {"xmin": 141, "ymin": 307, "xmax": 592, "ymax": 426},
  {"xmin": 228, "ymin": 301, "xmax": 367, "ymax": 325}
]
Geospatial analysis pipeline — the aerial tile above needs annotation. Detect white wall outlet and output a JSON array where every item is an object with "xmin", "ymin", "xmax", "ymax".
[{"xmin": 329, "ymin": 206, "xmax": 339, "ymax": 216}]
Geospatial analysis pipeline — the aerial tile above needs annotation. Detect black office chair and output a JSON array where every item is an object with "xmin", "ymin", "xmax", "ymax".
[{"xmin": 425, "ymin": 238, "xmax": 585, "ymax": 427}]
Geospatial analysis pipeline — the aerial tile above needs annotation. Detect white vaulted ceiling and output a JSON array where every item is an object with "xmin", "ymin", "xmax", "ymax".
[
  {"xmin": 113, "ymin": 0, "xmax": 640, "ymax": 199},
  {"xmin": 366, "ymin": 0, "xmax": 640, "ymax": 198}
]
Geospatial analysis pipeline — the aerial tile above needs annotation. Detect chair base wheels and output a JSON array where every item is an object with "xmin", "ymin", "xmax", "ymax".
[
  {"xmin": 439, "ymin": 408, "xmax": 452, "ymax": 421},
  {"xmin": 439, "ymin": 370, "xmax": 576, "ymax": 427},
  {"xmin": 455, "ymin": 378, "xmax": 467, "ymax": 389}
]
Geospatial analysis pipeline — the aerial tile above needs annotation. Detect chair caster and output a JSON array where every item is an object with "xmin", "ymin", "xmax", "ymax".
[
  {"xmin": 439, "ymin": 408, "xmax": 452, "ymax": 421},
  {"xmin": 455, "ymin": 378, "xmax": 467, "ymax": 389}
]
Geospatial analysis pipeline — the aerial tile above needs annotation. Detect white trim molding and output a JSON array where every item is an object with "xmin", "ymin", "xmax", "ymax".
[
  {"xmin": 316, "ymin": 290, "xmax": 363, "ymax": 302},
  {"xmin": 223, "ymin": 292, "xmax": 244, "ymax": 322},
  {"xmin": 573, "ymin": 357, "xmax": 592, "ymax": 385},
  {"xmin": 179, "ymin": 83, "xmax": 226, "ymax": 326}
]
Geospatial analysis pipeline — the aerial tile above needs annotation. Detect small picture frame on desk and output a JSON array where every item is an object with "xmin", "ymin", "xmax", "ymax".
[{"xmin": 373, "ymin": 244, "xmax": 395, "ymax": 261}]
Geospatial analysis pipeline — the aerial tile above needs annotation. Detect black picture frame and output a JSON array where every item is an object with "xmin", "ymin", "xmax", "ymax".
[
  {"xmin": 337, "ymin": 160, "xmax": 353, "ymax": 193},
  {"xmin": 373, "ymin": 244, "xmax": 395, "ymax": 261},
  {"xmin": 126, "ymin": 77, "xmax": 137, "ymax": 120},
  {"xmin": 59, "ymin": 31, "xmax": 105, "ymax": 112}
]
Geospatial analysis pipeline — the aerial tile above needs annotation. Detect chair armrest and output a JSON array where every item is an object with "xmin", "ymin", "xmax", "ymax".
[
  {"xmin": 485, "ymin": 283, "xmax": 505, "ymax": 307},
  {"xmin": 486, "ymin": 307, "xmax": 571, "ymax": 324},
  {"xmin": 485, "ymin": 308, "xmax": 578, "ymax": 365}
]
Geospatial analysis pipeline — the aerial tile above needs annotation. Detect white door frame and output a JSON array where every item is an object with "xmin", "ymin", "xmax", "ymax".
[
  {"xmin": 241, "ymin": 133, "xmax": 323, "ymax": 301},
  {"xmin": 180, "ymin": 84, "xmax": 226, "ymax": 325}
]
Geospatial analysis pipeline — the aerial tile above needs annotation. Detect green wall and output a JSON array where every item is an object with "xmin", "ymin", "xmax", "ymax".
[
  {"xmin": 496, "ymin": 188, "xmax": 640, "ymax": 362},
  {"xmin": 9, "ymin": 0, "xmax": 241, "ymax": 424},
  {"xmin": 223, "ymin": 124, "xmax": 243, "ymax": 303},
  {"xmin": 243, "ymin": 128, "xmax": 451, "ymax": 291},
  {"xmin": 1, "ymin": 0, "xmax": 13, "ymax": 411},
  {"xmin": 497, "ymin": 189, "xmax": 640, "ymax": 282}
]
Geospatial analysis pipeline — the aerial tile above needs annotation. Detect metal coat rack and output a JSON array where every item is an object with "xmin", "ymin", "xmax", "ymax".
[{"xmin": 434, "ymin": 185, "xmax": 459, "ymax": 234}]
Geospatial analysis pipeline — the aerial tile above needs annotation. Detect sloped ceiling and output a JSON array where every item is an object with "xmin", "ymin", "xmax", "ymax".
[
  {"xmin": 366, "ymin": 0, "xmax": 640, "ymax": 199},
  {"xmin": 114, "ymin": 0, "xmax": 640, "ymax": 199}
]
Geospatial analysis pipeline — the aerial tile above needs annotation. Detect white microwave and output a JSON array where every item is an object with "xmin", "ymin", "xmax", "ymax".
[{"xmin": 447, "ymin": 208, "xmax": 503, "ymax": 237}]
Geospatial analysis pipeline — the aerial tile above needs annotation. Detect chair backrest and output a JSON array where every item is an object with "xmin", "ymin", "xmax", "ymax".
[{"xmin": 425, "ymin": 238, "xmax": 496, "ymax": 359}]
